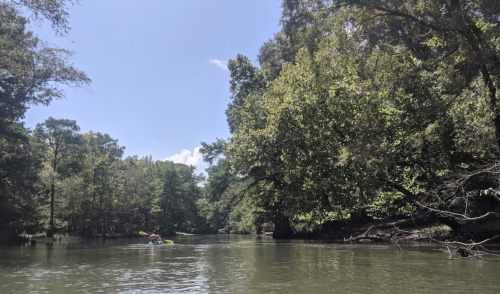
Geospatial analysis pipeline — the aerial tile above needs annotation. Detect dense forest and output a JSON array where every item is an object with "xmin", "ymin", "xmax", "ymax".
[{"xmin": 2, "ymin": 0, "xmax": 500, "ymax": 247}]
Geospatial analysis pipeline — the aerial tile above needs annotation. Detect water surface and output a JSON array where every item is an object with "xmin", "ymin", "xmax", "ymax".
[{"xmin": 0, "ymin": 235, "xmax": 498, "ymax": 293}]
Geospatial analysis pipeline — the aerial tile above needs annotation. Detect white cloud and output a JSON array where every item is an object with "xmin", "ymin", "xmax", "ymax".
[
  {"xmin": 165, "ymin": 146, "xmax": 206, "ymax": 175},
  {"xmin": 209, "ymin": 58, "xmax": 228, "ymax": 70}
]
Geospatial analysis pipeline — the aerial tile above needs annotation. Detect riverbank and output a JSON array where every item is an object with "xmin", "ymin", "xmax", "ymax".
[
  {"xmin": 0, "ymin": 230, "xmax": 195, "ymax": 246},
  {"xmin": 2, "ymin": 214, "xmax": 496, "ymax": 248},
  {"xmin": 290, "ymin": 213, "xmax": 500, "ymax": 245},
  {"xmin": 316, "ymin": 215, "xmax": 452, "ymax": 242}
]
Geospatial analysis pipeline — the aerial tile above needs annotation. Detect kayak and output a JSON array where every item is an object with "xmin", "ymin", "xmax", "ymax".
[{"xmin": 148, "ymin": 240, "xmax": 174, "ymax": 245}]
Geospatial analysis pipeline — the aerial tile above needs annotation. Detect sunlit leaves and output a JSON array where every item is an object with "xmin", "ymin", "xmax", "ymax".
[{"xmin": 223, "ymin": 0, "xmax": 500, "ymax": 232}]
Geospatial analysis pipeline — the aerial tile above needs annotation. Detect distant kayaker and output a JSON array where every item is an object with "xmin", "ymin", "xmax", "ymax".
[{"xmin": 148, "ymin": 231, "xmax": 161, "ymax": 242}]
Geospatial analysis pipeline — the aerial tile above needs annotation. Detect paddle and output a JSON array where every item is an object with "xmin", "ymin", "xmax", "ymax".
[{"xmin": 139, "ymin": 231, "xmax": 174, "ymax": 244}]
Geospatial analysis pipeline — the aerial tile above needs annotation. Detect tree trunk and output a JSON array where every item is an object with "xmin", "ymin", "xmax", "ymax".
[
  {"xmin": 273, "ymin": 213, "xmax": 293, "ymax": 239},
  {"xmin": 47, "ymin": 182, "xmax": 55, "ymax": 238},
  {"xmin": 480, "ymin": 65, "xmax": 500, "ymax": 147},
  {"xmin": 102, "ymin": 215, "xmax": 106, "ymax": 238}
]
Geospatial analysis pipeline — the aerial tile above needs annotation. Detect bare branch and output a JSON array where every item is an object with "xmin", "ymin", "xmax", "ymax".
[
  {"xmin": 438, "ymin": 234, "xmax": 500, "ymax": 247},
  {"xmin": 416, "ymin": 201, "xmax": 500, "ymax": 222}
]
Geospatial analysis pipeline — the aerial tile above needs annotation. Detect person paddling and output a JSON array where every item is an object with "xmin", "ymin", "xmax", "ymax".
[{"xmin": 148, "ymin": 231, "xmax": 161, "ymax": 243}]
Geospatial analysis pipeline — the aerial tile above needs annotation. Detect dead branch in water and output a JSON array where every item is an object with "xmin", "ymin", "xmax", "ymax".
[
  {"xmin": 344, "ymin": 224, "xmax": 500, "ymax": 259},
  {"xmin": 431, "ymin": 234, "xmax": 500, "ymax": 259},
  {"xmin": 343, "ymin": 225, "xmax": 404, "ymax": 251},
  {"xmin": 343, "ymin": 225, "xmax": 386, "ymax": 242}
]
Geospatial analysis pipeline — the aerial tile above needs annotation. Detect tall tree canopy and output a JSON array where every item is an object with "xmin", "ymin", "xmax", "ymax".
[
  {"xmin": 4, "ymin": 0, "xmax": 81, "ymax": 35},
  {"xmin": 211, "ymin": 0, "xmax": 500, "ymax": 239},
  {"xmin": 34, "ymin": 117, "xmax": 81, "ymax": 236},
  {"xmin": 0, "ymin": 1, "xmax": 89, "ymax": 239}
]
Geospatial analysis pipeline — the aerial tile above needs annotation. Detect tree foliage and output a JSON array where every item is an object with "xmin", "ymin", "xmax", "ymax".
[
  {"xmin": 0, "ymin": 2, "xmax": 89, "ymax": 240},
  {"xmin": 5, "ymin": 0, "xmax": 82, "ymax": 35},
  {"xmin": 34, "ymin": 117, "xmax": 81, "ymax": 236},
  {"xmin": 200, "ymin": 0, "xmax": 500, "ymax": 239}
]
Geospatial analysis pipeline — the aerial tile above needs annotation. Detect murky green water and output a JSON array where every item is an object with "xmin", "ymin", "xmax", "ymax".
[{"xmin": 0, "ymin": 235, "xmax": 498, "ymax": 293}]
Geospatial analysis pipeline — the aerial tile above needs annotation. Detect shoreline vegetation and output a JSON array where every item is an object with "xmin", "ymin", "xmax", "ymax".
[{"xmin": 5, "ymin": 215, "xmax": 499, "ymax": 260}]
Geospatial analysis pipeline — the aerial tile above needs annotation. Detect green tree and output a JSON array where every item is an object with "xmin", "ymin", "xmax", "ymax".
[
  {"xmin": 57, "ymin": 174, "xmax": 84, "ymax": 233},
  {"xmin": 34, "ymin": 117, "xmax": 81, "ymax": 236},
  {"xmin": 221, "ymin": 0, "xmax": 500, "ymax": 240},
  {"xmin": 81, "ymin": 131, "xmax": 124, "ymax": 237},
  {"xmin": 226, "ymin": 54, "xmax": 268, "ymax": 134},
  {"xmin": 6, "ymin": 0, "xmax": 82, "ymax": 35},
  {"xmin": 149, "ymin": 160, "xmax": 202, "ymax": 235},
  {"xmin": 0, "ymin": 2, "xmax": 89, "ymax": 239},
  {"xmin": 0, "ymin": 131, "xmax": 44, "ymax": 237},
  {"xmin": 0, "ymin": 3, "xmax": 89, "ymax": 131},
  {"xmin": 114, "ymin": 156, "xmax": 154, "ymax": 237}
]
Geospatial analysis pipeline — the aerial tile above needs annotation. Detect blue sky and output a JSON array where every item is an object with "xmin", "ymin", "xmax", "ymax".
[{"xmin": 23, "ymin": 0, "xmax": 282, "ymax": 176}]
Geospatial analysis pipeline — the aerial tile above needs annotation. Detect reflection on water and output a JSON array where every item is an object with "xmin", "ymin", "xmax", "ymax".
[{"xmin": 0, "ymin": 235, "xmax": 498, "ymax": 293}]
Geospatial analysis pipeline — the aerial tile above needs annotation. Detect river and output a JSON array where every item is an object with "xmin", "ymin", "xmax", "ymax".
[{"xmin": 0, "ymin": 234, "xmax": 498, "ymax": 293}]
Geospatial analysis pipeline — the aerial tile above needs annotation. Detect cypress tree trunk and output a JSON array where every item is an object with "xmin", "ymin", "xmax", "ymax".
[
  {"xmin": 47, "ymin": 181, "xmax": 55, "ymax": 238},
  {"xmin": 273, "ymin": 213, "xmax": 293, "ymax": 239}
]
